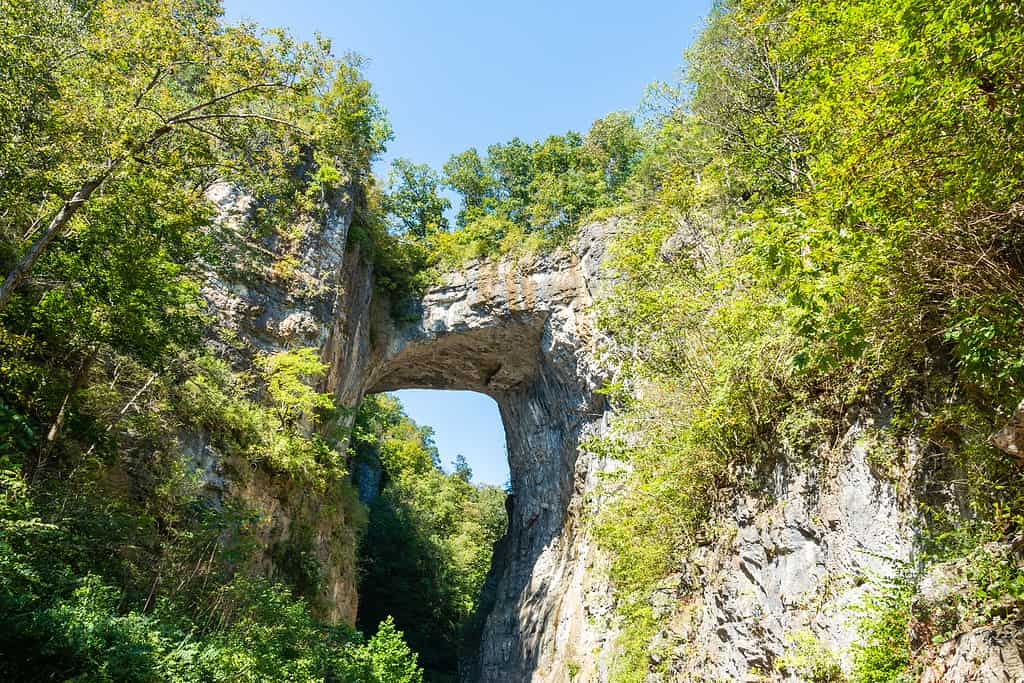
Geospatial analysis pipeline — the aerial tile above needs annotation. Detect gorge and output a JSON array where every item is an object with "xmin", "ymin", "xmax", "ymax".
[
  {"xmin": 203, "ymin": 180, "xmax": 1024, "ymax": 681},
  {"xmin": 1, "ymin": 1, "xmax": 1023, "ymax": 682}
]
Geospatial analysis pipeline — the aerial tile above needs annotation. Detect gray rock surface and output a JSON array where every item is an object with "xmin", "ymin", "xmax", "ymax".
[
  {"xmin": 919, "ymin": 623, "xmax": 1024, "ymax": 683},
  {"xmin": 911, "ymin": 542, "xmax": 1024, "ymax": 683},
  {"xmin": 657, "ymin": 412, "xmax": 919, "ymax": 681},
  {"xmin": 191, "ymin": 181, "xmax": 369, "ymax": 624},
  {"xmin": 992, "ymin": 399, "xmax": 1024, "ymax": 462}
]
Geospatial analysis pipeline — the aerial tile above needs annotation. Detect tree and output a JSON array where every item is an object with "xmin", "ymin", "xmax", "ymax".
[
  {"xmin": 452, "ymin": 454, "xmax": 472, "ymax": 482},
  {"xmin": 262, "ymin": 348, "xmax": 333, "ymax": 426},
  {"xmin": 382, "ymin": 158, "xmax": 450, "ymax": 240},
  {"xmin": 442, "ymin": 148, "xmax": 494, "ymax": 227},
  {"xmin": 438, "ymin": 124, "xmax": 634, "ymax": 251},
  {"xmin": 486, "ymin": 137, "xmax": 535, "ymax": 224},
  {"xmin": 0, "ymin": 0, "xmax": 389, "ymax": 311},
  {"xmin": 353, "ymin": 395, "xmax": 506, "ymax": 678},
  {"xmin": 584, "ymin": 112, "xmax": 643, "ymax": 191},
  {"xmin": 686, "ymin": 0, "xmax": 806, "ymax": 199},
  {"xmin": 366, "ymin": 617, "xmax": 423, "ymax": 683}
]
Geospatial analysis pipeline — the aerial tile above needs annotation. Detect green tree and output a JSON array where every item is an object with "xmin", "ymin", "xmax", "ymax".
[
  {"xmin": 262, "ymin": 348, "xmax": 333, "ymax": 426},
  {"xmin": 442, "ymin": 148, "xmax": 494, "ymax": 227},
  {"xmin": 353, "ymin": 394, "xmax": 507, "ymax": 680},
  {"xmin": 486, "ymin": 137, "xmax": 536, "ymax": 223},
  {"xmin": 584, "ymin": 112, "xmax": 643, "ymax": 192},
  {"xmin": 0, "ymin": 5, "xmax": 411, "ymax": 679},
  {"xmin": 383, "ymin": 158, "xmax": 451, "ymax": 240},
  {"xmin": 0, "ymin": 0, "xmax": 389, "ymax": 311},
  {"xmin": 366, "ymin": 617, "xmax": 424, "ymax": 683}
]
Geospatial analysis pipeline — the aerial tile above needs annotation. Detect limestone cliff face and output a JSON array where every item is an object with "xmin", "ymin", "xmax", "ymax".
[
  {"xmin": 195, "ymin": 184, "xmax": 622, "ymax": 675},
  {"xmin": 651, "ymin": 406, "xmax": 921, "ymax": 680},
  {"xmin": 193, "ymin": 188, "xmax": 1017, "ymax": 681},
  {"xmin": 189, "ymin": 181, "xmax": 373, "ymax": 625}
]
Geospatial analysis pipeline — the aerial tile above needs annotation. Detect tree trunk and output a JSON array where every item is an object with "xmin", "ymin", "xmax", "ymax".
[
  {"xmin": 0, "ymin": 122, "xmax": 172, "ymax": 313},
  {"xmin": 29, "ymin": 345, "xmax": 98, "ymax": 482},
  {"xmin": 0, "ymin": 172, "xmax": 112, "ymax": 311}
]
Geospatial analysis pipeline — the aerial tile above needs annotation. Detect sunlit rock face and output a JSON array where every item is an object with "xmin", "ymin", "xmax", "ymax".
[
  {"xmin": 201, "ymin": 190, "xmax": 625, "ymax": 679},
  {"xmin": 195, "ymin": 181, "xmax": 368, "ymax": 625}
]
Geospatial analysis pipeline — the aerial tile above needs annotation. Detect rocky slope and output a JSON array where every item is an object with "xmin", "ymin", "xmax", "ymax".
[
  {"xmin": 191, "ymin": 187, "xmax": 1020, "ymax": 681},
  {"xmin": 188, "ymin": 181, "xmax": 373, "ymax": 624}
]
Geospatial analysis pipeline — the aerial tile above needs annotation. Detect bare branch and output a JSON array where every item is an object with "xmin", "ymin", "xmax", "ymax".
[{"xmin": 134, "ymin": 67, "xmax": 165, "ymax": 107}]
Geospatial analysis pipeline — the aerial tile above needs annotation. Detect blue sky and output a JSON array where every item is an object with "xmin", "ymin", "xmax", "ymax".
[{"xmin": 223, "ymin": 0, "xmax": 713, "ymax": 485}]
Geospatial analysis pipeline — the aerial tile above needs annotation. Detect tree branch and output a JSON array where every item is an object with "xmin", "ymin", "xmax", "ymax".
[
  {"xmin": 174, "ymin": 112, "xmax": 307, "ymax": 133},
  {"xmin": 166, "ymin": 81, "xmax": 289, "ymax": 124}
]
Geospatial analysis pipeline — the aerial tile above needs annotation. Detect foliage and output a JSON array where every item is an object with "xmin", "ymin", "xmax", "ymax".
[
  {"xmin": 0, "ymin": 332, "xmax": 414, "ymax": 678},
  {"xmin": 0, "ymin": 0, "xmax": 391, "ymax": 313},
  {"xmin": 0, "ymin": 333, "xmax": 414, "ymax": 679},
  {"xmin": 588, "ymin": 0, "xmax": 1024, "ymax": 677},
  {"xmin": 365, "ymin": 617, "xmax": 424, "ymax": 683},
  {"xmin": 962, "ymin": 544, "xmax": 1024, "ymax": 619},
  {"xmin": 348, "ymin": 181, "xmax": 438, "ymax": 300},
  {"xmin": 0, "ymin": 549, "xmax": 420, "ymax": 682},
  {"xmin": 4, "ymin": 0, "xmax": 1024, "ymax": 679},
  {"xmin": 352, "ymin": 394, "xmax": 507, "ymax": 681},
  {"xmin": 0, "ymin": 3, "xmax": 425, "ymax": 681},
  {"xmin": 850, "ymin": 574, "xmax": 915, "ymax": 683},
  {"xmin": 262, "ymin": 348, "xmax": 334, "ymax": 425},
  {"xmin": 174, "ymin": 350, "xmax": 346, "ymax": 491},
  {"xmin": 382, "ymin": 158, "xmax": 451, "ymax": 240},
  {"xmin": 776, "ymin": 630, "xmax": 845, "ymax": 682},
  {"xmin": 384, "ymin": 113, "xmax": 642, "ymax": 267},
  {"xmin": 594, "ymin": 206, "xmax": 812, "ymax": 680}
]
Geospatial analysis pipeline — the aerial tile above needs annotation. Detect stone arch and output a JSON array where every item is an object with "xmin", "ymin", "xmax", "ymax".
[
  {"xmin": 352, "ymin": 224, "xmax": 614, "ymax": 682},
  {"xmin": 204, "ymin": 182, "xmax": 617, "ymax": 681}
]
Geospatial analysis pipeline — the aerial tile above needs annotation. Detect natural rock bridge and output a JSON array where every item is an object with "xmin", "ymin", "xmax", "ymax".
[
  {"xmin": 204, "ymin": 185, "xmax": 960, "ymax": 681},
  {"xmin": 332, "ymin": 221, "xmax": 619, "ymax": 682},
  {"xmin": 204, "ymin": 185, "xmax": 618, "ymax": 681}
]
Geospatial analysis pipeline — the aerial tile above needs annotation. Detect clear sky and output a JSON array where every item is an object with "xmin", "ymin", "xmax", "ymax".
[
  {"xmin": 392, "ymin": 390, "xmax": 508, "ymax": 487},
  {"xmin": 222, "ymin": 0, "xmax": 713, "ymax": 485}
]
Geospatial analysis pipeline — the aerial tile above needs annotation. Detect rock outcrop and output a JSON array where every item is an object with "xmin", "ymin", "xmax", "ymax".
[
  {"xmin": 911, "ymin": 540, "xmax": 1024, "ymax": 683},
  {"xmin": 191, "ymin": 181, "xmax": 372, "ymax": 625},
  {"xmin": 195, "ymin": 184, "xmax": 622, "ymax": 679},
  {"xmin": 194, "ymin": 185, "xmax": 1015, "ymax": 681},
  {"xmin": 654, "ymin": 408, "xmax": 921, "ymax": 680}
]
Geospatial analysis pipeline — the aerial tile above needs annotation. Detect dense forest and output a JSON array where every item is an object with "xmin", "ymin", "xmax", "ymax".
[
  {"xmin": 2, "ymin": 0, "xmax": 1023, "ymax": 681},
  {"xmin": 0, "ymin": 0, "xmax": 475, "ymax": 680},
  {"xmin": 351, "ymin": 396, "xmax": 506, "ymax": 681}
]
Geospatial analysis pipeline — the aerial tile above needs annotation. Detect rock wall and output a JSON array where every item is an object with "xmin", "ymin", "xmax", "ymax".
[
  {"xmin": 194, "ymin": 182, "xmax": 622, "ymax": 663},
  {"xmin": 191, "ymin": 181, "xmax": 373, "ymax": 625},
  {"xmin": 654, "ymin": 407, "xmax": 922, "ymax": 680},
  {"xmin": 913, "ymin": 539, "xmax": 1024, "ymax": 683},
  {"xmin": 363, "ymin": 220, "xmax": 619, "ymax": 682},
  {"xmin": 353, "ymin": 216, "xmax": 1015, "ymax": 682}
]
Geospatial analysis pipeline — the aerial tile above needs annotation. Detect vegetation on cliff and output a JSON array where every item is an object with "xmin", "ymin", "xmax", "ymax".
[
  {"xmin": 0, "ymin": 1, "xmax": 423, "ymax": 680},
  {"xmin": 589, "ymin": 0, "xmax": 1024, "ymax": 679},
  {"xmin": 3, "ymin": 0, "xmax": 1023, "ymax": 680},
  {"xmin": 379, "ymin": 112, "xmax": 642, "ymax": 269},
  {"xmin": 374, "ymin": 0, "xmax": 1023, "ymax": 678}
]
